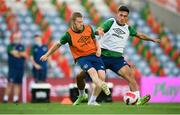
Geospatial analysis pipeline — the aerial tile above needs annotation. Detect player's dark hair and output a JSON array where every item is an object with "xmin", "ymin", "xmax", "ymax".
[{"xmin": 118, "ymin": 6, "xmax": 129, "ymax": 14}]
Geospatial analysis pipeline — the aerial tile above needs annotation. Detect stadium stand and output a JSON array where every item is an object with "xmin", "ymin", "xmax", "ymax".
[{"xmin": 0, "ymin": 0, "xmax": 179, "ymax": 79}]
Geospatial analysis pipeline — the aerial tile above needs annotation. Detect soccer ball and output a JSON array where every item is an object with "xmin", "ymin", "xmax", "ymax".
[{"xmin": 123, "ymin": 91, "xmax": 138, "ymax": 105}]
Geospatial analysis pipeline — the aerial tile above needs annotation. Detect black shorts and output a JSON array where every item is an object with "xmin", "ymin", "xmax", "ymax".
[
  {"xmin": 33, "ymin": 68, "xmax": 47, "ymax": 82},
  {"xmin": 8, "ymin": 68, "xmax": 24, "ymax": 84}
]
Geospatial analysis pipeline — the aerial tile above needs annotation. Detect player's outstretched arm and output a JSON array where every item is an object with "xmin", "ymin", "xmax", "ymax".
[
  {"xmin": 136, "ymin": 32, "xmax": 160, "ymax": 43},
  {"xmin": 93, "ymin": 39, "xmax": 101, "ymax": 57},
  {"xmin": 40, "ymin": 41, "xmax": 61, "ymax": 61}
]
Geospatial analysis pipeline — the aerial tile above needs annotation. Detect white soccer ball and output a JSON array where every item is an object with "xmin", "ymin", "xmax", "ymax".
[{"xmin": 123, "ymin": 91, "xmax": 138, "ymax": 105}]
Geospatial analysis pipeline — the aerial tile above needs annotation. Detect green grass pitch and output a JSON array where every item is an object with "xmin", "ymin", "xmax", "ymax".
[{"xmin": 0, "ymin": 102, "xmax": 180, "ymax": 114}]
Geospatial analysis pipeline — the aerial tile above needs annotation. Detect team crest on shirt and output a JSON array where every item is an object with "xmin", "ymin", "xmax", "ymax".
[
  {"xmin": 112, "ymin": 28, "xmax": 125, "ymax": 39},
  {"xmin": 113, "ymin": 28, "xmax": 126, "ymax": 34},
  {"xmin": 19, "ymin": 46, "xmax": 23, "ymax": 51},
  {"xmin": 42, "ymin": 46, "xmax": 47, "ymax": 51},
  {"xmin": 34, "ymin": 48, "xmax": 38, "ymax": 52},
  {"xmin": 78, "ymin": 36, "xmax": 91, "ymax": 47}
]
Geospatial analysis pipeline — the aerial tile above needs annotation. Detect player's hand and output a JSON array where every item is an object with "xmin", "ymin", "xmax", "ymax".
[
  {"xmin": 96, "ymin": 48, "xmax": 101, "ymax": 57},
  {"xmin": 97, "ymin": 27, "xmax": 104, "ymax": 36},
  {"xmin": 11, "ymin": 50, "xmax": 20, "ymax": 58},
  {"xmin": 40, "ymin": 54, "xmax": 48, "ymax": 61},
  {"xmin": 35, "ymin": 64, "xmax": 41, "ymax": 70},
  {"xmin": 152, "ymin": 39, "xmax": 160, "ymax": 43},
  {"xmin": 19, "ymin": 52, "xmax": 28, "ymax": 58}
]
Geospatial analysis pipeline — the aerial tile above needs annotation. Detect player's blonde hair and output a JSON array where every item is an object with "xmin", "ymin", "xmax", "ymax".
[{"xmin": 71, "ymin": 12, "xmax": 82, "ymax": 23}]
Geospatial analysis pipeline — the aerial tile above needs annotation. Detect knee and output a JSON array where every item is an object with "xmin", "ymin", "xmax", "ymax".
[
  {"xmin": 98, "ymin": 70, "xmax": 106, "ymax": 81},
  {"xmin": 87, "ymin": 68, "xmax": 97, "ymax": 76}
]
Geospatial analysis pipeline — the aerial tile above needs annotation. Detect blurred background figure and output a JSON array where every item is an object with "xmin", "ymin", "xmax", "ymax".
[
  {"xmin": 3, "ymin": 32, "xmax": 27, "ymax": 103},
  {"xmin": 30, "ymin": 35, "xmax": 48, "ymax": 83}
]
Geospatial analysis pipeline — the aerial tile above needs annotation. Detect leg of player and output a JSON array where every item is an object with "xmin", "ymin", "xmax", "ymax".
[
  {"xmin": 87, "ymin": 68, "xmax": 110, "ymax": 96},
  {"xmin": 118, "ymin": 65, "xmax": 139, "ymax": 92},
  {"xmin": 3, "ymin": 83, "xmax": 13, "ymax": 103},
  {"xmin": 117, "ymin": 65, "xmax": 151, "ymax": 105},
  {"xmin": 88, "ymin": 85, "xmax": 101, "ymax": 106},
  {"xmin": 88, "ymin": 70, "xmax": 106, "ymax": 106},
  {"xmin": 73, "ymin": 71, "xmax": 88, "ymax": 105},
  {"xmin": 73, "ymin": 68, "xmax": 110, "ymax": 106},
  {"xmin": 13, "ymin": 84, "xmax": 20, "ymax": 103}
]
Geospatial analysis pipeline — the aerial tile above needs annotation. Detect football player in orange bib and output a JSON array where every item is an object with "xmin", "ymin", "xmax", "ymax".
[{"xmin": 40, "ymin": 12, "xmax": 110, "ymax": 105}]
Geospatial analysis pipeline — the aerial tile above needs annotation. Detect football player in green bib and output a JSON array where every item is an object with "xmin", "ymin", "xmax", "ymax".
[{"xmin": 73, "ymin": 6, "xmax": 160, "ymax": 106}]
